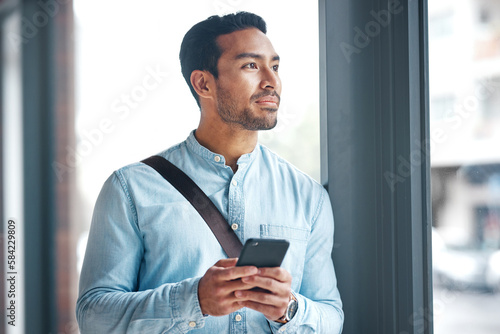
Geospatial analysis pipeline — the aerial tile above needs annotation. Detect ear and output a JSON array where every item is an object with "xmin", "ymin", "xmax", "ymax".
[{"xmin": 190, "ymin": 70, "xmax": 215, "ymax": 100}]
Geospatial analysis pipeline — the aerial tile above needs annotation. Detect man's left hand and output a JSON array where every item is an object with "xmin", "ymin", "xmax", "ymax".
[{"xmin": 234, "ymin": 267, "xmax": 292, "ymax": 321}]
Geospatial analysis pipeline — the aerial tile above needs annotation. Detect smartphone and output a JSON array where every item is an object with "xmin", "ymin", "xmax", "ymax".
[{"xmin": 236, "ymin": 238, "xmax": 289, "ymax": 268}]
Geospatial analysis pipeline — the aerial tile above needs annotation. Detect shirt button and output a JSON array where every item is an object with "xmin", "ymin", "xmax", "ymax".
[
  {"xmin": 231, "ymin": 180, "xmax": 237, "ymax": 186},
  {"xmin": 214, "ymin": 156, "xmax": 221, "ymax": 162},
  {"xmin": 235, "ymin": 314, "xmax": 242, "ymax": 322},
  {"xmin": 231, "ymin": 223, "xmax": 239, "ymax": 230},
  {"xmin": 188, "ymin": 321, "xmax": 196, "ymax": 328}
]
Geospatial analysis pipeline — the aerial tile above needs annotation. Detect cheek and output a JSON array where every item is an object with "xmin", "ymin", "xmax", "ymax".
[
  {"xmin": 276, "ymin": 77, "xmax": 282, "ymax": 92},
  {"xmin": 218, "ymin": 73, "xmax": 261, "ymax": 100},
  {"xmin": 233, "ymin": 83, "xmax": 258, "ymax": 102}
]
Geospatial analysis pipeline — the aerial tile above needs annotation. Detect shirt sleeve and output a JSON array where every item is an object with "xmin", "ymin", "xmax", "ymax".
[
  {"xmin": 268, "ymin": 187, "xmax": 344, "ymax": 334},
  {"xmin": 76, "ymin": 172, "xmax": 205, "ymax": 334}
]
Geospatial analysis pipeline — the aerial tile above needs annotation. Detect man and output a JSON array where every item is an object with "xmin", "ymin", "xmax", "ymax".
[{"xmin": 77, "ymin": 12, "xmax": 343, "ymax": 333}]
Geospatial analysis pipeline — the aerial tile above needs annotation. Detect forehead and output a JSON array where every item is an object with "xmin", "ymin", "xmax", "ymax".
[{"xmin": 216, "ymin": 28, "xmax": 278, "ymax": 61}]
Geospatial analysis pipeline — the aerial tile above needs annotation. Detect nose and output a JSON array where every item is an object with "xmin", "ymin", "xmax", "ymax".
[{"xmin": 260, "ymin": 67, "xmax": 280, "ymax": 91}]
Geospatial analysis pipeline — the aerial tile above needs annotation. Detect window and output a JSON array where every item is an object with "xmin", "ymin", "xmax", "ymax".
[
  {"xmin": 429, "ymin": 11, "xmax": 454, "ymax": 40},
  {"xmin": 429, "ymin": 1, "xmax": 500, "ymax": 333},
  {"xmin": 430, "ymin": 95, "xmax": 456, "ymax": 121},
  {"xmin": 482, "ymin": 78, "xmax": 500, "ymax": 120},
  {"xmin": 479, "ymin": 8, "xmax": 490, "ymax": 24}
]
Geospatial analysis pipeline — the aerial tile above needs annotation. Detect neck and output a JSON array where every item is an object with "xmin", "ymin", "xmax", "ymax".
[{"xmin": 195, "ymin": 121, "xmax": 258, "ymax": 173}]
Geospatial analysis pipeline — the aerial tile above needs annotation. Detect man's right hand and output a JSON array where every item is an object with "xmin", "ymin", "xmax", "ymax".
[{"xmin": 198, "ymin": 258, "xmax": 258, "ymax": 316}]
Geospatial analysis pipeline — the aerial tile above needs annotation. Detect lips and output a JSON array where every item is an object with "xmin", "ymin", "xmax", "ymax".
[{"xmin": 255, "ymin": 96, "xmax": 279, "ymax": 106}]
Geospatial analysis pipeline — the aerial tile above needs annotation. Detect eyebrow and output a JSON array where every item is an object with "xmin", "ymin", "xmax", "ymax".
[{"xmin": 234, "ymin": 52, "xmax": 280, "ymax": 61}]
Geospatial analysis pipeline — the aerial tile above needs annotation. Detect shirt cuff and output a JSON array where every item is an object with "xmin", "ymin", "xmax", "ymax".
[
  {"xmin": 170, "ymin": 276, "xmax": 206, "ymax": 331},
  {"xmin": 268, "ymin": 291, "xmax": 303, "ymax": 333}
]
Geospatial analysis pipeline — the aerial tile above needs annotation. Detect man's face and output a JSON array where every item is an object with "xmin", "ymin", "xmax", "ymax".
[{"xmin": 214, "ymin": 28, "xmax": 281, "ymax": 131}]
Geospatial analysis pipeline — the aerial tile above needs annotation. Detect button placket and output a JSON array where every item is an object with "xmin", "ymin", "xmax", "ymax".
[
  {"xmin": 230, "ymin": 310, "xmax": 246, "ymax": 333},
  {"xmin": 228, "ymin": 171, "xmax": 244, "ymax": 241}
]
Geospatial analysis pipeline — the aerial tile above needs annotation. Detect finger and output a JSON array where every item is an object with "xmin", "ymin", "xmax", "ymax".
[
  {"xmin": 240, "ymin": 275, "xmax": 290, "ymax": 296},
  {"xmin": 217, "ymin": 277, "xmax": 259, "ymax": 294},
  {"xmin": 238, "ymin": 300, "xmax": 287, "ymax": 321},
  {"xmin": 234, "ymin": 288, "xmax": 284, "ymax": 306},
  {"xmin": 214, "ymin": 258, "xmax": 239, "ymax": 268},
  {"xmin": 215, "ymin": 265, "xmax": 259, "ymax": 281},
  {"xmin": 256, "ymin": 267, "xmax": 292, "ymax": 282}
]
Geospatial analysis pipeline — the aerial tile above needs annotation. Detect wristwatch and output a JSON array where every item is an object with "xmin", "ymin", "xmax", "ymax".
[{"xmin": 275, "ymin": 294, "xmax": 298, "ymax": 324}]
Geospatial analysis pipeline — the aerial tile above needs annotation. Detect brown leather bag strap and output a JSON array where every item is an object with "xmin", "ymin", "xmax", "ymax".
[{"xmin": 141, "ymin": 155, "xmax": 243, "ymax": 258}]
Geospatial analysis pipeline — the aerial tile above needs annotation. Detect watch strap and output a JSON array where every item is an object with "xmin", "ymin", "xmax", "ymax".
[{"xmin": 275, "ymin": 293, "xmax": 298, "ymax": 324}]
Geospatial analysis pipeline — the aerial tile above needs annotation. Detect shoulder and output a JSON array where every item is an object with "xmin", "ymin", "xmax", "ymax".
[
  {"xmin": 104, "ymin": 141, "xmax": 187, "ymax": 196},
  {"xmin": 115, "ymin": 142, "xmax": 185, "ymax": 177},
  {"xmin": 256, "ymin": 144, "xmax": 327, "ymax": 203},
  {"xmin": 257, "ymin": 144, "xmax": 324, "ymax": 188},
  {"xmin": 255, "ymin": 144, "xmax": 331, "ymax": 225}
]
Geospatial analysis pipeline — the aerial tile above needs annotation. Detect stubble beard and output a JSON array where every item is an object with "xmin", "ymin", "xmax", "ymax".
[{"xmin": 216, "ymin": 86, "xmax": 278, "ymax": 131}]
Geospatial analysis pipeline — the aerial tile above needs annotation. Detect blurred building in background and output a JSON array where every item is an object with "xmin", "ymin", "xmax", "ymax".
[
  {"xmin": 429, "ymin": 0, "xmax": 500, "ymax": 332},
  {"xmin": 430, "ymin": 0, "xmax": 500, "ymax": 257}
]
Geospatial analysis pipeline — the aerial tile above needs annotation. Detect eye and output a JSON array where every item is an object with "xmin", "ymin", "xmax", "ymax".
[
  {"xmin": 243, "ymin": 63, "xmax": 258, "ymax": 69},
  {"xmin": 272, "ymin": 64, "xmax": 279, "ymax": 72}
]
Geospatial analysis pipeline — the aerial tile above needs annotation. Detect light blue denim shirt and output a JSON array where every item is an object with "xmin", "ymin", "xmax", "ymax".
[{"xmin": 77, "ymin": 131, "xmax": 343, "ymax": 334}]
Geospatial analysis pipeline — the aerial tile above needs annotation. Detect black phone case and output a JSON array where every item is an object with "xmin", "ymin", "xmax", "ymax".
[{"xmin": 236, "ymin": 238, "xmax": 289, "ymax": 268}]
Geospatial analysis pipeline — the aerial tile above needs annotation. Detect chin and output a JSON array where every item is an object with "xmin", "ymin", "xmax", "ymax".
[{"xmin": 260, "ymin": 118, "xmax": 278, "ymax": 131}]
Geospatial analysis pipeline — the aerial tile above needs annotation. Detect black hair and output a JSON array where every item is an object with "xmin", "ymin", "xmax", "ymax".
[{"xmin": 179, "ymin": 11, "xmax": 267, "ymax": 107}]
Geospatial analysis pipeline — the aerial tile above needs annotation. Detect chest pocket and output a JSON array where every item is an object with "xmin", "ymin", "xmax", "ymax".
[{"xmin": 260, "ymin": 224, "xmax": 310, "ymax": 291}]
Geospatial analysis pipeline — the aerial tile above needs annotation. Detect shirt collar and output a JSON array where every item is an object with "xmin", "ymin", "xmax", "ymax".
[{"xmin": 185, "ymin": 130, "xmax": 259, "ymax": 166}]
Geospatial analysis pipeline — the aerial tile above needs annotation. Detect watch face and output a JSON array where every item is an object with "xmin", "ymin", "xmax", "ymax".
[{"xmin": 287, "ymin": 298, "xmax": 298, "ymax": 320}]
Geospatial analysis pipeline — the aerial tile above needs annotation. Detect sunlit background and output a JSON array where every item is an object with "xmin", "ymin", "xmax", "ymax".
[
  {"xmin": 73, "ymin": 0, "xmax": 320, "ymax": 332},
  {"xmin": 73, "ymin": 0, "xmax": 321, "ymax": 228}
]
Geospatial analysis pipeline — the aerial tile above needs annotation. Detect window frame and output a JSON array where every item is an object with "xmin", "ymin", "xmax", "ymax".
[
  {"xmin": 319, "ymin": 0, "xmax": 433, "ymax": 333},
  {"xmin": 20, "ymin": 0, "xmax": 58, "ymax": 332}
]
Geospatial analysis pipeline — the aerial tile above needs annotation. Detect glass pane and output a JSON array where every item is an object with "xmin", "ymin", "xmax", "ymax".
[
  {"xmin": 69, "ymin": 1, "xmax": 319, "ymax": 332},
  {"xmin": 429, "ymin": 1, "xmax": 500, "ymax": 333}
]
